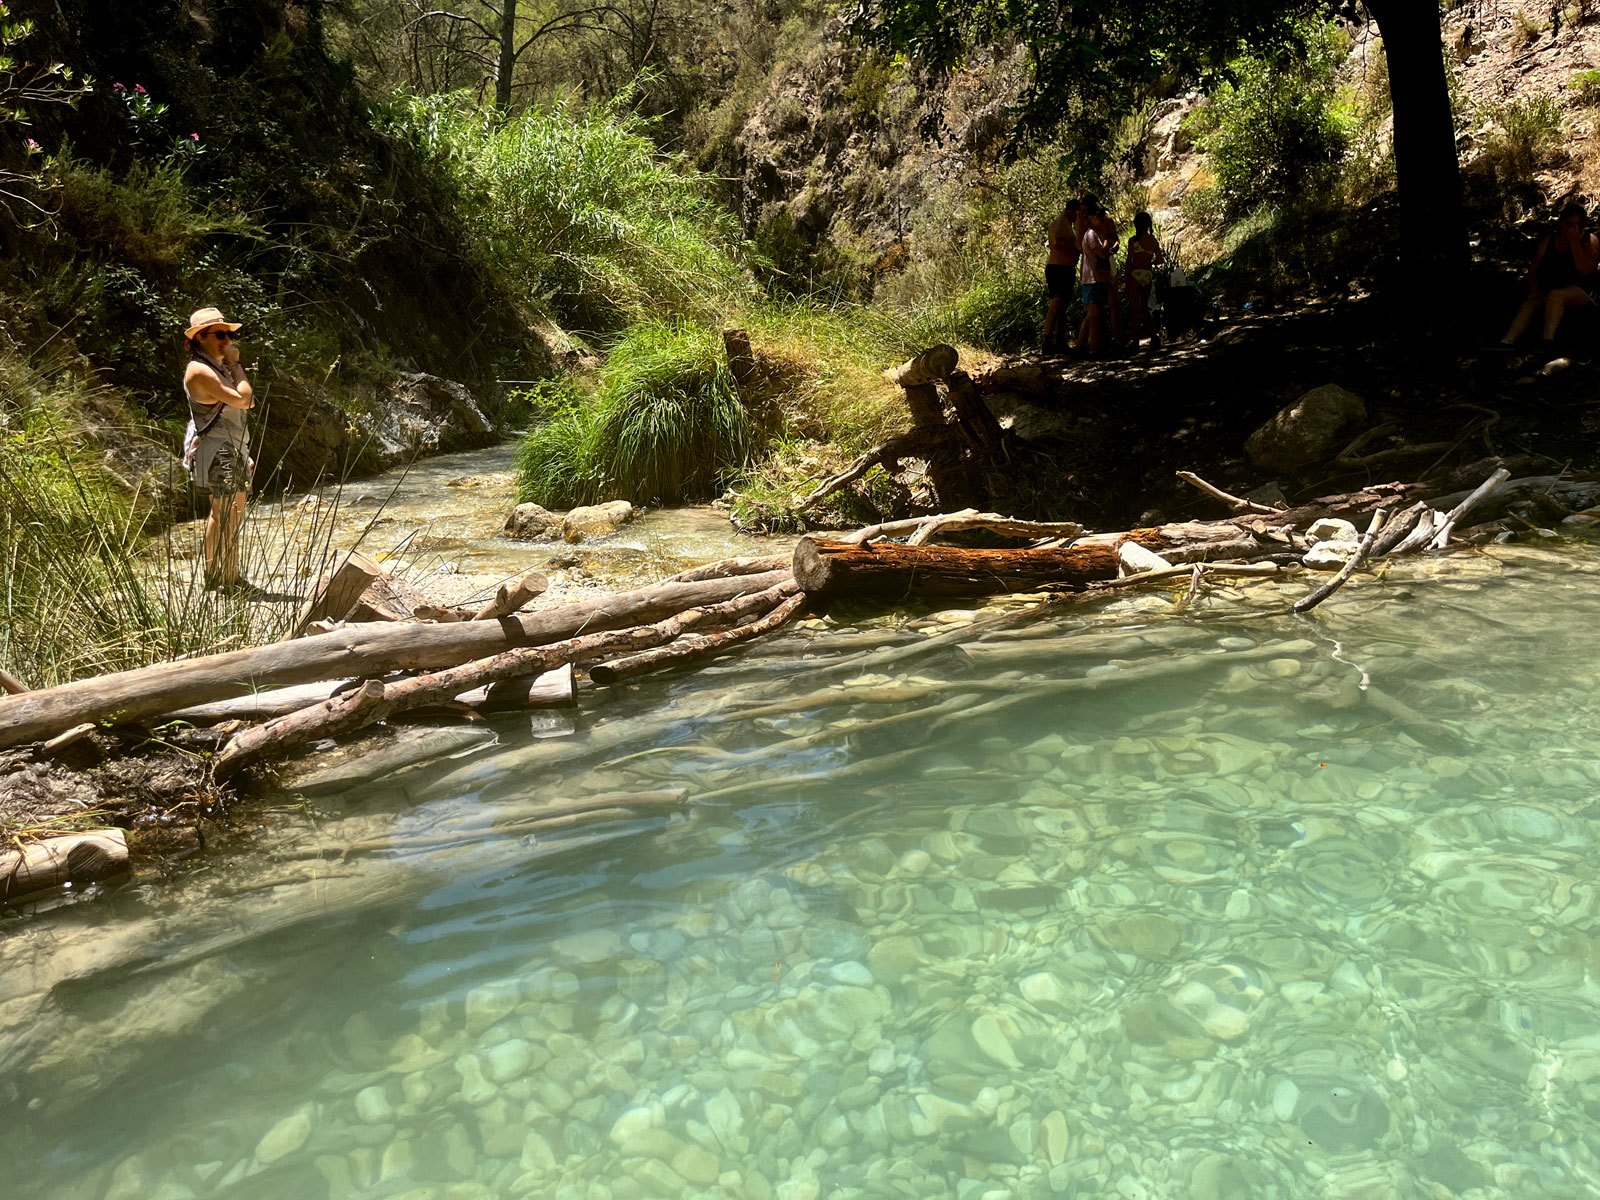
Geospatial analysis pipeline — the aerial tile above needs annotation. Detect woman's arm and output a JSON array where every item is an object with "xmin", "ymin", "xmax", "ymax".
[{"xmin": 185, "ymin": 361, "xmax": 254, "ymax": 409}]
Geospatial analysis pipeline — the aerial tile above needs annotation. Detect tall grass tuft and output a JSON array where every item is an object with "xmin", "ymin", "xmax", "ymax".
[
  {"xmin": 386, "ymin": 92, "xmax": 755, "ymax": 332},
  {"xmin": 517, "ymin": 321, "xmax": 754, "ymax": 507}
]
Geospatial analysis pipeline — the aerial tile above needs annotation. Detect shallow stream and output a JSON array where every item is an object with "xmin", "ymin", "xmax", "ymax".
[{"xmin": 5, "ymin": 542, "xmax": 1600, "ymax": 1198}]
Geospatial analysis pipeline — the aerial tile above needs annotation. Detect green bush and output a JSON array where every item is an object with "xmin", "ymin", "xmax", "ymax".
[
  {"xmin": 1477, "ymin": 94, "xmax": 1564, "ymax": 185},
  {"xmin": 898, "ymin": 267, "xmax": 1048, "ymax": 354},
  {"xmin": 1573, "ymin": 70, "xmax": 1600, "ymax": 105},
  {"xmin": 517, "ymin": 321, "xmax": 754, "ymax": 507},
  {"xmin": 1188, "ymin": 20, "xmax": 1352, "ymax": 220}
]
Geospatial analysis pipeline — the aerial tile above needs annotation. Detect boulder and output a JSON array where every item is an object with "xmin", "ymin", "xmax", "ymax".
[
  {"xmin": 505, "ymin": 502, "xmax": 560, "ymax": 541},
  {"xmin": 372, "ymin": 373, "xmax": 497, "ymax": 463},
  {"xmin": 1117, "ymin": 542, "xmax": 1173, "ymax": 576},
  {"xmin": 1303, "ymin": 539, "xmax": 1360, "ymax": 570},
  {"xmin": 1245, "ymin": 384, "xmax": 1367, "ymax": 473},
  {"xmin": 1305, "ymin": 518, "xmax": 1359, "ymax": 543},
  {"xmin": 562, "ymin": 501, "xmax": 635, "ymax": 543}
]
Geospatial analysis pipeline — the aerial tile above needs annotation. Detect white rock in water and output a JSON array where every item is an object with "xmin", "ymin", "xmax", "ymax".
[
  {"xmin": 1306, "ymin": 517, "xmax": 1358, "ymax": 542},
  {"xmin": 355, "ymin": 1085, "xmax": 392, "ymax": 1124},
  {"xmin": 1303, "ymin": 539, "xmax": 1359, "ymax": 569},
  {"xmin": 553, "ymin": 929, "xmax": 623, "ymax": 964},
  {"xmin": 609, "ymin": 1101, "xmax": 664, "ymax": 1147},
  {"xmin": 255, "ymin": 1103, "xmax": 315, "ymax": 1164},
  {"xmin": 465, "ymin": 981, "xmax": 520, "ymax": 1035},
  {"xmin": 1117, "ymin": 542, "xmax": 1173, "ymax": 576},
  {"xmin": 454, "ymin": 1053, "xmax": 497, "ymax": 1105},
  {"xmin": 827, "ymin": 961, "xmax": 875, "ymax": 988},
  {"xmin": 483, "ymin": 1038, "xmax": 533, "ymax": 1083},
  {"xmin": 970, "ymin": 1012, "xmax": 1021, "ymax": 1069},
  {"xmin": 1041, "ymin": 1110, "xmax": 1069, "ymax": 1165},
  {"xmin": 1272, "ymin": 1079, "xmax": 1300, "ymax": 1122},
  {"xmin": 674, "ymin": 1145, "xmax": 722, "ymax": 1185},
  {"xmin": 1019, "ymin": 972, "xmax": 1072, "ymax": 1012}
]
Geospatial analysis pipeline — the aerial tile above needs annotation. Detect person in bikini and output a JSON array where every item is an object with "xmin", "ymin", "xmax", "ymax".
[
  {"xmin": 1497, "ymin": 202, "xmax": 1599, "ymax": 359},
  {"xmin": 1124, "ymin": 211, "xmax": 1167, "ymax": 350},
  {"xmin": 1071, "ymin": 200, "xmax": 1115, "ymax": 357},
  {"xmin": 1042, "ymin": 199, "xmax": 1081, "ymax": 353},
  {"xmin": 182, "ymin": 306, "xmax": 256, "ymax": 591}
]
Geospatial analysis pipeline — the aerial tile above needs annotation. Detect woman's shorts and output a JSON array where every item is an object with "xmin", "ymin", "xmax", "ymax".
[
  {"xmin": 1080, "ymin": 282, "xmax": 1109, "ymax": 307},
  {"xmin": 193, "ymin": 438, "xmax": 251, "ymax": 497}
]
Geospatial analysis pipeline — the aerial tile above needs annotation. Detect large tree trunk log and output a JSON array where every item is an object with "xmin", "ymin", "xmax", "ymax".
[
  {"xmin": 794, "ymin": 523, "xmax": 1274, "ymax": 599},
  {"xmin": 1, "ymin": 830, "xmax": 129, "ymax": 903},
  {"xmin": 0, "ymin": 571, "xmax": 792, "ymax": 751},
  {"xmin": 902, "ymin": 382, "xmax": 945, "ymax": 427},
  {"xmin": 212, "ymin": 581, "xmax": 798, "ymax": 778}
]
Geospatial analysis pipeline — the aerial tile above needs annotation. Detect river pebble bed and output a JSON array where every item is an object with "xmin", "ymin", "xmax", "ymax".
[{"xmin": 4, "ymin": 542, "xmax": 1600, "ymax": 1198}]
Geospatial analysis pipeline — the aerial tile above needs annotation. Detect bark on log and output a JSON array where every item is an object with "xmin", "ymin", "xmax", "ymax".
[
  {"xmin": 351, "ymin": 572, "xmax": 434, "ymax": 623},
  {"xmin": 794, "ymin": 537, "xmax": 1139, "ymax": 598},
  {"xmin": 902, "ymin": 382, "xmax": 945, "ymax": 427},
  {"xmin": 473, "ymin": 571, "xmax": 549, "ymax": 620},
  {"xmin": 1, "ymin": 830, "xmax": 129, "ymax": 902},
  {"xmin": 212, "ymin": 581, "xmax": 797, "ymax": 777},
  {"xmin": 291, "ymin": 550, "xmax": 384, "ymax": 635},
  {"xmin": 663, "ymin": 555, "xmax": 789, "ymax": 583},
  {"xmin": 590, "ymin": 592, "xmax": 807, "ymax": 684},
  {"xmin": 454, "ymin": 664, "xmax": 575, "ymax": 711},
  {"xmin": 944, "ymin": 371, "xmax": 1005, "ymax": 452},
  {"xmin": 0, "ymin": 570, "xmax": 792, "ymax": 751},
  {"xmin": 885, "ymin": 344, "xmax": 958, "ymax": 387},
  {"xmin": 842, "ymin": 510, "xmax": 1086, "ymax": 547}
]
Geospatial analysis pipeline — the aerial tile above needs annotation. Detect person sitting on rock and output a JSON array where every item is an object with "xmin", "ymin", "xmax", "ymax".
[
  {"xmin": 1497, "ymin": 202, "xmax": 1599, "ymax": 358},
  {"xmin": 1124, "ymin": 211, "xmax": 1167, "ymax": 350},
  {"xmin": 1042, "ymin": 199, "xmax": 1081, "ymax": 354}
]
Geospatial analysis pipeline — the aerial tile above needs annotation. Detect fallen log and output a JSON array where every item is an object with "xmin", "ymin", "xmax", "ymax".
[
  {"xmin": 2, "ymin": 830, "xmax": 129, "ymax": 903},
  {"xmin": 351, "ymin": 571, "xmax": 434, "ymax": 623},
  {"xmin": 590, "ymin": 592, "xmax": 808, "ymax": 684},
  {"xmin": 454, "ymin": 664, "xmax": 575, "ymax": 711},
  {"xmin": 0, "ymin": 569, "xmax": 792, "ymax": 751},
  {"xmin": 212, "ymin": 581, "xmax": 799, "ymax": 777},
  {"xmin": 663, "ymin": 555, "xmax": 789, "ymax": 583},
  {"xmin": 793, "ymin": 521, "xmax": 1276, "ymax": 600},
  {"xmin": 473, "ymin": 570, "xmax": 549, "ymax": 620},
  {"xmin": 290, "ymin": 550, "xmax": 385, "ymax": 636},
  {"xmin": 840, "ymin": 509, "xmax": 1085, "ymax": 547},
  {"xmin": 0, "ymin": 670, "xmax": 28, "ymax": 696}
]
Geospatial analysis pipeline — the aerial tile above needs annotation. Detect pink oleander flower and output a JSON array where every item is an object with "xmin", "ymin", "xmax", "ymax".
[
  {"xmin": 113, "ymin": 82, "xmax": 125, "ymax": 92},
  {"xmin": 133, "ymin": 84, "xmax": 146, "ymax": 95},
  {"xmin": 189, "ymin": 132, "xmax": 199, "ymax": 141},
  {"xmin": 24, "ymin": 138, "xmax": 40, "ymax": 152}
]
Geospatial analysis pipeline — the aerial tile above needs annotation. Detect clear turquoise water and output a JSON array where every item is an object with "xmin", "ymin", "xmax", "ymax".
[{"xmin": 5, "ymin": 544, "xmax": 1600, "ymax": 1199}]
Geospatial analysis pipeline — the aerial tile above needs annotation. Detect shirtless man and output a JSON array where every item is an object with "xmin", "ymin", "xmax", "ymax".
[{"xmin": 1042, "ymin": 199, "xmax": 1081, "ymax": 353}]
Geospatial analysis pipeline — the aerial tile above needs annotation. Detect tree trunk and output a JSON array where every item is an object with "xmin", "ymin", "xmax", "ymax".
[
  {"xmin": 495, "ymin": 0, "xmax": 517, "ymax": 113},
  {"xmin": 1368, "ymin": 0, "xmax": 1468, "ymax": 292}
]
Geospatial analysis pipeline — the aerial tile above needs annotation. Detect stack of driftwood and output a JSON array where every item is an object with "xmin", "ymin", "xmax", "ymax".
[{"xmin": 2, "ymin": 448, "xmax": 1595, "ymax": 900}]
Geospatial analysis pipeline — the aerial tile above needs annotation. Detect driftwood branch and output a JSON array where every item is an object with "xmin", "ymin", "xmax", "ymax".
[
  {"xmin": 1, "ymin": 830, "xmax": 128, "ymax": 902},
  {"xmin": 1175, "ymin": 471, "xmax": 1284, "ymax": 515},
  {"xmin": 1293, "ymin": 509, "xmax": 1387, "ymax": 613},
  {"xmin": 590, "ymin": 592, "xmax": 808, "ymax": 684}
]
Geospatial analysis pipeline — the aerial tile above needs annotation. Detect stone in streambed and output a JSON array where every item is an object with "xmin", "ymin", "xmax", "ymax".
[{"xmin": 255, "ymin": 1103, "xmax": 315, "ymax": 1164}]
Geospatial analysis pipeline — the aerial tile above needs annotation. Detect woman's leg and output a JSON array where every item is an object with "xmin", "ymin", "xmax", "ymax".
[
  {"xmin": 1502, "ymin": 294, "xmax": 1542, "ymax": 344},
  {"xmin": 1126, "ymin": 280, "xmax": 1144, "ymax": 343},
  {"xmin": 1543, "ymin": 285, "xmax": 1593, "ymax": 341},
  {"xmin": 203, "ymin": 495, "xmax": 227, "ymax": 585},
  {"xmin": 219, "ymin": 491, "xmax": 247, "ymax": 584}
]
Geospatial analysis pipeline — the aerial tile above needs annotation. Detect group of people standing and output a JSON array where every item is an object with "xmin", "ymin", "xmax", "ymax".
[{"xmin": 1043, "ymin": 198, "xmax": 1166, "ymax": 358}]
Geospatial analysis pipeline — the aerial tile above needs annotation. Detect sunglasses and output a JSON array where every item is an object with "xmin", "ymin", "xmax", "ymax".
[{"xmin": 201, "ymin": 329, "xmax": 237, "ymax": 341}]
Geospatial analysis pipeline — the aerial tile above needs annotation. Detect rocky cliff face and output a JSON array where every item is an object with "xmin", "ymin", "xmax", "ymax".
[{"xmin": 689, "ymin": 20, "xmax": 1027, "ymax": 297}]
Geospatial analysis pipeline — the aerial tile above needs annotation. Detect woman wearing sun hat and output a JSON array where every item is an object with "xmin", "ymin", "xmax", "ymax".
[{"xmin": 182, "ymin": 306, "xmax": 254, "ymax": 591}]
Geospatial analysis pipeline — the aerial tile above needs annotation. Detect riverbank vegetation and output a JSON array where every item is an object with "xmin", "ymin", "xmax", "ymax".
[{"xmin": 4, "ymin": 0, "xmax": 1600, "ymax": 690}]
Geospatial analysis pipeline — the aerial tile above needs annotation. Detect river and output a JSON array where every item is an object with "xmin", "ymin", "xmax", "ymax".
[{"xmin": 4, "ymin": 516, "xmax": 1600, "ymax": 1196}]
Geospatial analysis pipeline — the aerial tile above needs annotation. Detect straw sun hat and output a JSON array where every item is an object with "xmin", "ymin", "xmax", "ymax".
[{"xmin": 184, "ymin": 306, "xmax": 242, "ymax": 340}]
